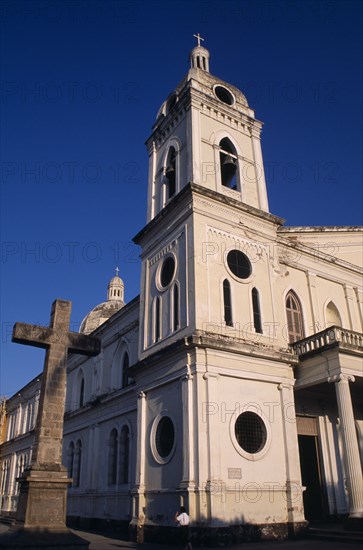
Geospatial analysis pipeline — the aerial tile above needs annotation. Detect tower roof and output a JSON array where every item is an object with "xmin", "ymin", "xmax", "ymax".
[{"xmin": 155, "ymin": 37, "xmax": 250, "ymax": 121}]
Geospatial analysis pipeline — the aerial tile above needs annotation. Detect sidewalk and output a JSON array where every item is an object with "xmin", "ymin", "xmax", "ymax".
[
  {"xmin": 72, "ymin": 528, "xmax": 360, "ymax": 550},
  {"xmin": 0, "ymin": 523, "xmax": 360, "ymax": 549}
]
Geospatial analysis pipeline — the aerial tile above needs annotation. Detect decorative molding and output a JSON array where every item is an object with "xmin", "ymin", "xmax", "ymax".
[
  {"xmin": 206, "ymin": 226, "xmax": 269, "ymax": 261},
  {"xmin": 328, "ymin": 374, "xmax": 355, "ymax": 384},
  {"xmin": 149, "ymin": 237, "xmax": 180, "ymax": 267}
]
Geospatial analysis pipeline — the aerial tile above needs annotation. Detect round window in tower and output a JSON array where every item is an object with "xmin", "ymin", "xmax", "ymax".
[
  {"xmin": 159, "ymin": 255, "xmax": 176, "ymax": 289},
  {"xmin": 234, "ymin": 411, "xmax": 267, "ymax": 454},
  {"xmin": 214, "ymin": 85, "xmax": 235, "ymax": 106},
  {"xmin": 151, "ymin": 413, "xmax": 176, "ymax": 464},
  {"xmin": 226, "ymin": 250, "xmax": 252, "ymax": 280}
]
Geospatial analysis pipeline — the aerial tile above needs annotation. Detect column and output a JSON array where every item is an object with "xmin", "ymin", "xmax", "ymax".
[
  {"xmin": 278, "ymin": 383, "xmax": 306, "ymax": 527},
  {"xmin": 329, "ymin": 374, "xmax": 363, "ymax": 518}
]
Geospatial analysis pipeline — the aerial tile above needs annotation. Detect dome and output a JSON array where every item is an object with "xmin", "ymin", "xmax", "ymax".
[
  {"xmin": 109, "ymin": 276, "xmax": 121, "ymax": 285},
  {"xmin": 79, "ymin": 270, "xmax": 125, "ymax": 335}
]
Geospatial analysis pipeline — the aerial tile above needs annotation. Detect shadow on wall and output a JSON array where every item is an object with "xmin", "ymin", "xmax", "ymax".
[{"xmin": 143, "ymin": 514, "xmax": 307, "ymax": 546}]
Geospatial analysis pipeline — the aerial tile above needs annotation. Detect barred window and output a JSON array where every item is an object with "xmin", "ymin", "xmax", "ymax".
[
  {"xmin": 227, "ymin": 250, "xmax": 251, "ymax": 279},
  {"xmin": 234, "ymin": 411, "xmax": 267, "ymax": 454}
]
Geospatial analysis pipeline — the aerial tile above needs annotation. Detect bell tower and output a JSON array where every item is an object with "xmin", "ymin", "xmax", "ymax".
[
  {"xmin": 135, "ymin": 38, "xmax": 281, "ymax": 360},
  {"xmin": 146, "ymin": 37, "xmax": 269, "ymax": 224},
  {"xmin": 132, "ymin": 39, "xmax": 306, "ymax": 537}
]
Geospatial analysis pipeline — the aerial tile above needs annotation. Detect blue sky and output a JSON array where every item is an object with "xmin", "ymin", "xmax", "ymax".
[{"xmin": 1, "ymin": 0, "xmax": 362, "ymax": 397}]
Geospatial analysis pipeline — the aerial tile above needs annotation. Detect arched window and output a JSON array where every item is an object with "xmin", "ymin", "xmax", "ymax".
[
  {"xmin": 73, "ymin": 440, "xmax": 82, "ymax": 487},
  {"xmin": 67, "ymin": 442, "xmax": 74, "ymax": 480},
  {"xmin": 223, "ymin": 279, "xmax": 233, "ymax": 327},
  {"xmin": 286, "ymin": 291, "xmax": 305, "ymax": 343},
  {"xmin": 122, "ymin": 352, "xmax": 129, "ymax": 388},
  {"xmin": 119, "ymin": 425, "xmax": 130, "ymax": 484},
  {"xmin": 108, "ymin": 429, "xmax": 118, "ymax": 486},
  {"xmin": 79, "ymin": 376, "xmax": 85, "ymax": 408},
  {"xmin": 173, "ymin": 283, "xmax": 179, "ymax": 332},
  {"xmin": 164, "ymin": 146, "xmax": 176, "ymax": 200},
  {"xmin": 155, "ymin": 296, "xmax": 161, "ymax": 342},
  {"xmin": 219, "ymin": 138, "xmax": 238, "ymax": 190},
  {"xmin": 326, "ymin": 301, "xmax": 342, "ymax": 327},
  {"xmin": 252, "ymin": 288, "xmax": 262, "ymax": 334}
]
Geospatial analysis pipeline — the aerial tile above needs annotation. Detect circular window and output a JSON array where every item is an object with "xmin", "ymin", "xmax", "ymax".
[
  {"xmin": 235, "ymin": 411, "xmax": 267, "ymax": 454},
  {"xmin": 155, "ymin": 416, "xmax": 175, "ymax": 458},
  {"xmin": 151, "ymin": 413, "xmax": 176, "ymax": 464},
  {"xmin": 214, "ymin": 85, "xmax": 234, "ymax": 106},
  {"xmin": 227, "ymin": 250, "xmax": 251, "ymax": 279},
  {"xmin": 160, "ymin": 256, "xmax": 175, "ymax": 288}
]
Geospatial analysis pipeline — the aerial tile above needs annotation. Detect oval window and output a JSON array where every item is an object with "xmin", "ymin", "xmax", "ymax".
[
  {"xmin": 227, "ymin": 250, "xmax": 251, "ymax": 279},
  {"xmin": 160, "ymin": 256, "xmax": 175, "ymax": 288},
  {"xmin": 214, "ymin": 85, "xmax": 234, "ymax": 106},
  {"xmin": 155, "ymin": 416, "xmax": 175, "ymax": 459},
  {"xmin": 234, "ymin": 411, "xmax": 267, "ymax": 454}
]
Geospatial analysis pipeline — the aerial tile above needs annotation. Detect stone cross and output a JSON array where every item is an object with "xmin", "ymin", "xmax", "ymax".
[
  {"xmin": 12, "ymin": 299, "xmax": 100, "ymax": 467},
  {"xmin": 193, "ymin": 32, "xmax": 204, "ymax": 47},
  {"xmin": 7, "ymin": 299, "xmax": 100, "ymax": 542}
]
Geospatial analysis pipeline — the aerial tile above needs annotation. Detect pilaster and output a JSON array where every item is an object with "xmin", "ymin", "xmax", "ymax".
[
  {"xmin": 306, "ymin": 271, "xmax": 321, "ymax": 330},
  {"xmin": 130, "ymin": 391, "xmax": 146, "ymax": 543},
  {"xmin": 180, "ymin": 365, "xmax": 196, "ymax": 519},
  {"xmin": 278, "ymin": 383, "xmax": 306, "ymax": 525}
]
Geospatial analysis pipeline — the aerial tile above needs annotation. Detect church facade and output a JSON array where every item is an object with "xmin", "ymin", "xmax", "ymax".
[{"xmin": 1, "ymin": 42, "xmax": 362, "ymax": 544}]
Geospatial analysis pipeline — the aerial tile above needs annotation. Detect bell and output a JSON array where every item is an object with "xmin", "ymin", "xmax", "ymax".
[
  {"xmin": 221, "ymin": 155, "xmax": 237, "ymax": 188},
  {"xmin": 165, "ymin": 163, "xmax": 175, "ymax": 176},
  {"xmin": 222, "ymin": 155, "xmax": 237, "ymax": 169}
]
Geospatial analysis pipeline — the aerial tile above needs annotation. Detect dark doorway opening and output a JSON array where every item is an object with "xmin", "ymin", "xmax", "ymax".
[{"xmin": 298, "ymin": 434, "xmax": 324, "ymax": 521}]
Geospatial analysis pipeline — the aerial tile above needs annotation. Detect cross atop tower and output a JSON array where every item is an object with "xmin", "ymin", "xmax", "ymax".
[
  {"xmin": 115, "ymin": 266, "xmax": 120, "ymax": 277},
  {"xmin": 193, "ymin": 33, "xmax": 204, "ymax": 47}
]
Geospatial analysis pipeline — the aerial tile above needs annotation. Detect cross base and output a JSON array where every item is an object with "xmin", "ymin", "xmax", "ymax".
[
  {"xmin": 15, "ymin": 464, "xmax": 71, "ymax": 528},
  {"xmin": 0, "ymin": 465, "xmax": 90, "ymax": 549}
]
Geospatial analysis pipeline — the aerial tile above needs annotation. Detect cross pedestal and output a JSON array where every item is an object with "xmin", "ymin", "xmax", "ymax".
[{"xmin": 0, "ymin": 300, "xmax": 100, "ymax": 549}]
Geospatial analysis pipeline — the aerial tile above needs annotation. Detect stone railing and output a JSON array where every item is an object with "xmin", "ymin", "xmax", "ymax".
[{"xmin": 292, "ymin": 326, "xmax": 363, "ymax": 356}]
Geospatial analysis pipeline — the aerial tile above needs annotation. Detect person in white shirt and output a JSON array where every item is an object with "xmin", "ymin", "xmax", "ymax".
[{"xmin": 175, "ymin": 506, "xmax": 192, "ymax": 549}]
